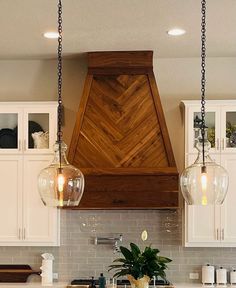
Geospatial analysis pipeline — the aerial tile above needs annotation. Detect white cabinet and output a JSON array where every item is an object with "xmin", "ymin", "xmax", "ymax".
[
  {"xmin": 182, "ymin": 100, "xmax": 236, "ymax": 247},
  {"xmin": 0, "ymin": 102, "xmax": 60, "ymax": 246}
]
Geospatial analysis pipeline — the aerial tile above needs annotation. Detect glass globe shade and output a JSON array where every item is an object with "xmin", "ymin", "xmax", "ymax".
[
  {"xmin": 38, "ymin": 141, "xmax": 84, "ymax": 207},
  {"xmin": 180, "ymin": 137, "xmax": 228, "ymax": 205}
]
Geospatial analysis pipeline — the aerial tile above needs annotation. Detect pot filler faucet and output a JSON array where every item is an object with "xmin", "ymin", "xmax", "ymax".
[{"xmin": 94, "ymin": 234, "xmax": 123, "ymax": 253}]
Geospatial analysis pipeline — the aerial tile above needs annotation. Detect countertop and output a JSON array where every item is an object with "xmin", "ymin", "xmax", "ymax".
[{"xmin": 0, "ymin": 283, "xmax": 234, "ymax": 288}]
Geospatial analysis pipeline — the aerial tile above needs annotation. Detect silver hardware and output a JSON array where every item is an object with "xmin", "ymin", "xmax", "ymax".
[
  {"xmin": 24, "ymin": 139, "xmax": 26, "ymax": 151},
  {"xmin": 217, "ymin": 138, "xmax": 220, "ymax": 150},
  {"xmin": 222, "ymin": 138, "xmax": 225, "ymax": 150},
  {"xmin": 222, "ymin": 228, "xmax": 224, "ymax": 241},
  {"xmin": 94, "ymin": 234, "xmax": 122, "ymax": 253},
  {"xmin": 18, "ymin": 228, "xmax": 21, "ymax": 240},
  {"xmin": 216, "ymin": 228, "xmax": 219, "ymax": 240}
]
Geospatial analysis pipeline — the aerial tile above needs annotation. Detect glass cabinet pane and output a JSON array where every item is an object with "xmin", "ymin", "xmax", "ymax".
[
  {"xmin": 193, "ymin": 112, "xmax": 215, "ymax": 149},
  {"xmin": 0, "ymin": 113, "xmax": 18, "ymax": 149},
  {"xmin": 226, "ymin": 112, "xmax": 236, "ymax": 148},
  {"xmin": 28, "ymin": 113, "xmax": 49, "ymax": 149}
]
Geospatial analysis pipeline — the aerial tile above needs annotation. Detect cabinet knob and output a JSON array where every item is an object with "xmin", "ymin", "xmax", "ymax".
[
  {"xmin": 18, "ymin": 228, "xmax": 21, "ymax": 240},
  {"xmin": 222, "ymin": 228, "xmax": 224, "ymax": 241}
]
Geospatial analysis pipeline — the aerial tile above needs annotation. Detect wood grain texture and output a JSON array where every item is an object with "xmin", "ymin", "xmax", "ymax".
[
  {"xmin": 69, "ymin": 51, "xmax": 179, "ymax": 209},
  {"xmin": 88, "ymin": 51, "xmax": 153, "ymax": 68},
  {"xmin": 0, "ymin": 265, "xmax": 40, "ymax": 283}
]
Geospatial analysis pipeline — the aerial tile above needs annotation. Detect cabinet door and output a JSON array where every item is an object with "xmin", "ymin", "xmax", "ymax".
[
  {"xmin": 184, "ymin": 154, "xmax": 221, "ymax": 247},
  {"xmin": 186, "ymin": 106, "xmax": 220, "ymax": 154},
  {"xmin": 0, "ymin": 108, "xmax": 23, "ymax": 154},
  {"xmin": 220, "ymin": 154, "xmax": 236, "ymax": 246},
  {"xmin": 220, "ymin": 106, "xmax": 236, "ymax": 153},
  {"xmin": 23, "ymin": 155, "xmax": 60, "ymax": 246},
  {"xmin": 23, "ymin": 106, "xmax": 57, "ymax": 154},
  {"xmin": 0, "ymin": 156, "xmax": 23, "ymax": 244}
]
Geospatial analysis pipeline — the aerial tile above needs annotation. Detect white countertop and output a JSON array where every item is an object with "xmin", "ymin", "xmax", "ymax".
[
  {"xmin": 0, "ymin": 283, "xmax": 235, "ymax": 288},
  {"xmin": 0, "ymin": 283, "xmax": 67, "ymax": 287}
]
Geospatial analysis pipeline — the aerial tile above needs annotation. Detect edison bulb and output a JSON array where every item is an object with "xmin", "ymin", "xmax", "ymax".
[
  {"xmin": 38, "ymin": 141, "xmax": 84, "ymax": 207},
  {"xmin": 180, "ymin": 136, "xmax": 228, "ymax": 205},
  {"xmin": 57, "ymin": 172, "xmax": 65, "ymax": 193},
  {"xmin": 200, "ymin": 170, "xmax": 208, "ymax": 205}
]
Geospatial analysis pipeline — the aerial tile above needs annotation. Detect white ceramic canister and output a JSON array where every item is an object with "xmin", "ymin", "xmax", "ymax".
[
  {"xmin": 202, "ymin": 264, "xmax": 215, "ymax": 285},
  {"xmin": 230, "ymin": 269, "xmax": 236, "ymax": 285},
  {"xmin": 216, "ymin": 267, "xmax": 227, "ymax": 285}
]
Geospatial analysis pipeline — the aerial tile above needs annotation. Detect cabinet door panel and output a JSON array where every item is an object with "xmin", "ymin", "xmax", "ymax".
[
  {"xmin": 184, "ymin": 154, "xmax": 221, "ymax": 246},
  {"xmin": 220, "ymin": 106, "xmax": 236, "ymax": 153},
  {"xmin": 23, "ymin": 106, "xmax": 57, "ymax": 154},
  {"xmin": 186, "ymin": 106, "xmax": 220, "ymax": 154},
  {"xmin": 220, "ymin": 154, "xmax": 236, "ymax": 245},
  {"xmin": 0, "ymin": 156, "xmax": 23, "ymax": 243},
  {"xmin": 23, "ymin": 155, "xmax": 59, "ymax": 246},
  {"xmin": 0, "ymin": 108, "xmax": 23, "ymax": 154}
]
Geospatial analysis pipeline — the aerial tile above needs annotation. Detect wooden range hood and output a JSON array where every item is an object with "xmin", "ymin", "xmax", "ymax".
[{"xmin": 68, "ymin": 51, "xmax": 179, "ymax": 209}]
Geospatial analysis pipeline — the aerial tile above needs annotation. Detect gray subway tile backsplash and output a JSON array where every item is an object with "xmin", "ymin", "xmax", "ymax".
[{"xmin": 1, "ymin": 209, "xmax": 236, "ymax": 283}]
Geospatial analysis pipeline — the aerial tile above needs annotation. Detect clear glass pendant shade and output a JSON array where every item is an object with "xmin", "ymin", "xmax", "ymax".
[
  {"xmin": 180, "ymin": 136, "xmax": 228, "ymax": 205},
  {"xmin": 38, "ymin": 141, "xmax": 84, "ymax": 207}
]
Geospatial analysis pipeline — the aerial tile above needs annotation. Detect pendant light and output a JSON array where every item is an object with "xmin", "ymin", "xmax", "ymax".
[
  {"xmin": 180, "ymin": 0, "xmax": 228, "ymax": 205},
  {"xmin": 38, "ymin": 0, "xmax": 85, "ymax": 207}
]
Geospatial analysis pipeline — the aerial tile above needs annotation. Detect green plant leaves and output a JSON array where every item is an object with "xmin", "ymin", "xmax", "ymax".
[
  {"xmin": 120, "ymin": 246, "xmax": 134, "ymax": 261},
  {"xmin": 108, "ymin": 242, "xmax": 172, "ymax": 280},
  {"xmin": 130, "ymin": 243, "xmax": 141, "ymax": 258}
]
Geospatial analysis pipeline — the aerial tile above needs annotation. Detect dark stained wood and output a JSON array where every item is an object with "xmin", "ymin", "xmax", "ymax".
[
  {"xmin": 65, "ymin": 173, "xmax": 178, "ymax": 209},
  {"xmin": 88, "ymin": 51, "xmax": 153, "ymax": 68},
  {"xmin": 68, "ymin": 51, "xmax": 179, "ymax": 209},
  {"xmin": 0, "ymin": 265, "xmax": 40, "ymax": 283},
  {"xmin": 68, "ymin": 75, "xmax": 93, "ymax": 163},
  {"xmin": 148, "ymin": 72, "xmax": 176, "ymax": 166}
]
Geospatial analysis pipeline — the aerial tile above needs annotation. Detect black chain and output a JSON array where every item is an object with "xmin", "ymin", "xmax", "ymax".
[
  {"xmin": 57, "ymin": 0, "xmax": 63, "ymax": 143},
  {"xmin": 57, "ymin": 0, "xmax": 63, "ymax": 169},
  {"xmin": 201, "ymin": 0, "xmax": 206, "ymax": 166}
]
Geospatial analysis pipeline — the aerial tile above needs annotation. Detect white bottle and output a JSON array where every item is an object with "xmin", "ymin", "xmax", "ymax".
[
  {"xmin": 216, "ymin": 267, "xmax": 227, "ymax": 285},
  {"xmin": 230, "ymin": 269, "xmax": 236, "ymax": 285},
  {"xmin": 40, "ymin": 253, "xmax": 54, "ymax": 286},
  {"xmin": 202, "ymin": 264, "xmax": 215, "ymax": 285}
]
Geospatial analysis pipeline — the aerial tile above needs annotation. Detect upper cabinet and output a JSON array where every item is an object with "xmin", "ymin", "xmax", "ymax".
[
  {"xmin": 0, "ymin": 102, "xmax": 57, "ymax": 154},
  {"xmin": 0, "ymin": 102, "xmax": 60, "ymax": 246},
  {"xmin": 182, "ymin": 100, "xmax": 236, "ymax": 247},
  {"xmin": 183, "ymin": 101, "xmax": 236, "ymax": 155}
]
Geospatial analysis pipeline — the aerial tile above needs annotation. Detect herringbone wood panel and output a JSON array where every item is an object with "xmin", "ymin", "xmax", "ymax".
[{"xmin": 74, "ymin": 74, "xmax": 169, "ymax": 168}]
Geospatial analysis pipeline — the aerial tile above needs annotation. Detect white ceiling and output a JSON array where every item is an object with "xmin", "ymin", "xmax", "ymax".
[{"xmin": 1, "ymin": 0, "xmax": 236, "ymax": 59}]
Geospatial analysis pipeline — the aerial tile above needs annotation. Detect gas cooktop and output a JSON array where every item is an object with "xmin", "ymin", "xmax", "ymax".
[{"xmin": 68, "ymin": 279, "xmax": 173, "ymax": 288}]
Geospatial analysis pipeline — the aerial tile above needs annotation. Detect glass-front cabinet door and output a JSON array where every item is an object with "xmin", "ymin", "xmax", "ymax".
[
  {"xmin": 0, "ymin": 103, "xmax": 57, "ymax": 154},
  {"xmin": 221, "ymin": 106, "xmax": 236, "ymax": 152},
  {"xmin": 24, "ymin": 107, "xmax": 56, "ymax": 153},
  {"xmin": 187, "ymin": 106, "xmax": 220, "ymax": 154},
  {"xmin": 0, "ymin": 108, "xmax": 22, "ymax": 153}
]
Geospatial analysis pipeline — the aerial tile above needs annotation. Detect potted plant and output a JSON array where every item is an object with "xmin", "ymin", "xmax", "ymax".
[{"xmin": 108, "ymin": 243, "xmax": 172, "ymax": 288}]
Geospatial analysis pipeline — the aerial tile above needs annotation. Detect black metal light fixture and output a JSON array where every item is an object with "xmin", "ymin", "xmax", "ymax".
[
  {"xmin": 180, "ymin": 0, "xmax": 228, "ymax": 205},
  {"xmin": 38, "ymin": 0, "xmax": 84, "ymax": 207}
]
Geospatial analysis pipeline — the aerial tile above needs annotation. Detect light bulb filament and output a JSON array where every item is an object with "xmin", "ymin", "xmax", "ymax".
[
  {"xmin": 57, "ymin": 172, "xmax": 65, "ymax": 206},
  {"xmin": 201, "ymin": 169, "xmax": 208, "ymax": 205}
]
